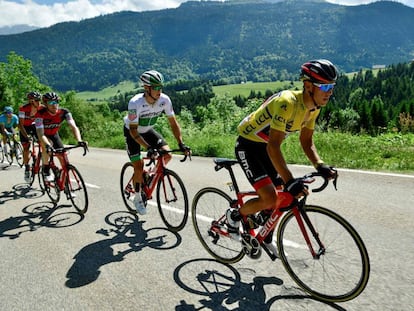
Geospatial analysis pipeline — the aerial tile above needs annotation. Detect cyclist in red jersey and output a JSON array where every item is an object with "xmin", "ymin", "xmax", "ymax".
[
  {"xmin": 34, "ymin": 92, "xmax": 87, "ymax": 181},
  {"xmin": 226, "ymin": 60, "xmax": 338, "ymax": 256},
  {"xmin": 18, "ymin": 91, "xmax": 44, "ymax": 182}
]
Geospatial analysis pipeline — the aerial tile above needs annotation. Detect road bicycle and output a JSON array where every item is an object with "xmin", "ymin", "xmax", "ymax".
[
  {"xmin": 28, "ymin": 135, "xmax": 45, "ymax": 190},
  {"xmin": 43, "ymin": 144, "xmax": 89, "ymax": 214},
  {"xmin": 191, "ymin": 158, "xmax": 370, "ymax": 303},
  {"xmin": 1, "ymin": 132, "xmax": 23, "ymax": 167},
  {"xmin": 120, "ymin": 149, "xmax": 190, "ymax": 232}
]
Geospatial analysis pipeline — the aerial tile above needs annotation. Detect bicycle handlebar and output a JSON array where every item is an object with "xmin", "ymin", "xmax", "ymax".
[
  {"xmin": 300, "ymin": 167, "xmax": 338, "ymax": 193},
  {"xmin": 52, "ymin": 143, "xmax": 89, "ymax": 156},
  {"xmin": 145, "ymin": 148, "xmax": 191, "ymax": 166}
]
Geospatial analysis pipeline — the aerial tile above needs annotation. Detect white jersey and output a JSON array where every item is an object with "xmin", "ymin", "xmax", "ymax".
[{"xmin": 123, "ymin": 93, "xmax": 175, "ymax": 133}]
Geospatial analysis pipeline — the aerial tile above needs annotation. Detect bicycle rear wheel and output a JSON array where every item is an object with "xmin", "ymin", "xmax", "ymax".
[
  {"xmin": 156, "ymin": 168, "xmax": 188, "ymax": 232},
  {"xmin": 191, "ymin": 187, "xmax": 244, "ymax": 264},
  {"xmin": 66, "ymin": 164, "xmax": 88, "ymax": 214},
  {"xmin": 277, "ymin": 205, "xmax": 370, "ymax": 302},
  {"xmin": 43, "ymin": 167, "xmax": 61, "ymax": 204},
  {"xmin": 120, "ymin": 162, "xmax": 136, "ymax": 213}
]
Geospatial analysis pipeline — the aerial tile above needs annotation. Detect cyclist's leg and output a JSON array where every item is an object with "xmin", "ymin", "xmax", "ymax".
[
  {"xmin": 20, "ymin": 127, "xmax": 32, "ymax": 169},
  {"xmin": 235, "ymin": 136, "xmax": 278, "ymax": 216},
  {"xmin": 49, "ymin": 133, "xmax": 64, "ymax": 167},
  {"xmin": 124, "ymin": 127, "xmax": 144, "ymax": 190},
  {"xmin": 141, "ymin": 129, "xmax": 170, "ymax": 161}
]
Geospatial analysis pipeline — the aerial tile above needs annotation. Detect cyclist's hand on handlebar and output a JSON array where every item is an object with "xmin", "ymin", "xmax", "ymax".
[
  {"xmin": 78, "ymin": 141, "xmax": 89, "ymax": 154},
  {"xmin": 46, "ymin": 144, "xmax": 55, "ymax": 154},
  {"xmin": 285, "ymin": 178, "xmax": 309, "ymax": 198},
  {"xmin": 147, "ymin": 147, "xmax": 157, "ymax": 159},
  {"xmin": 316, "ymin": 163, "xmax": 337, "ymax": 179},
  {"xmin": 179, "ymin": 142, "xmax": 192, "ymax": 156}
]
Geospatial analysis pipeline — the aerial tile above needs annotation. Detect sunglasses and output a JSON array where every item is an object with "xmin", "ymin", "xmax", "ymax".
[
  {"xmin": 48, "ymin": 101, "xmax": 59, "ymax": 105},
  {"xmin": 313, "ymin": 83, "xmax": 335, "ymax": 92},
  {"xmin": 151, "ymin": 85, "xmax": 163, "ymax": 91}
]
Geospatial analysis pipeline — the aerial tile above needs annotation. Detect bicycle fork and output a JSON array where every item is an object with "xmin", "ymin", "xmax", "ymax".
[{"xmin": 293, "ymin": 207, "xmax": 326, "ymax": 259}]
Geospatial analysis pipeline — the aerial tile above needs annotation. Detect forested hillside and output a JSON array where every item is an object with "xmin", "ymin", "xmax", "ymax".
[{"xmin": 0, "ymin": 0, "xmax": 413, "ymax": 92}]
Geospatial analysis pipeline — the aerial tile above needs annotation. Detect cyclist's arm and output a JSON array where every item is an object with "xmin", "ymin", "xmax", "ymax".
[
  {"xmin": 67, "ymin": 119, "xmax": 82, "ymax": 142},
  {"xmin": 129, "ymin": 124, "xmax": 150, "ymax": 149},
  {"xmin": 18, "ymin": 114, "xmax": 29, "ymax": 139},
  {"xmin": 299, "ymin": 126, "xmax": 323, "ymax": 168},
  {"xmin": 267, "ymin": 128, "xmax": 293, "ymax": 184},
  {"xmin": 167, "ymin": 115, "xmax": 184, "ymax": 145}
]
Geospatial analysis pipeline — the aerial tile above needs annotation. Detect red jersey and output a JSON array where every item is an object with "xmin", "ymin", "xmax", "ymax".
[
  {"xmin": 34, "ymin": 108, "xmax": 73, "ymax": 136},
  {"xmin": 19, "ymin": 103, "xmax": 43, "ymax": 127}
]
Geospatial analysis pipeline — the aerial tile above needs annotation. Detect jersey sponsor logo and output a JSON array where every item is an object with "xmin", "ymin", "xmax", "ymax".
[
  {"xmin": 34, "ymin": 118, "xmax": 43, "ymax": 128},
  {"xmin": 128, "ymin": 109, "xmax": 137, "ymax": 121},
  {"xmin": 256, "ymin": 107, "xmax": 272, "ymax": 125},
  {"xmin": 237, "ymin": 150, "xmax": 253, "ymax": 179}
]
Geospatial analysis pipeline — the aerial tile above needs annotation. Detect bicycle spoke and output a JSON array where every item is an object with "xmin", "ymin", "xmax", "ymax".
[
  {"xmin": 66, "ymin": 165, "xmax": 88, "ymax": 214},
  {"xmin": 277, "ymin": 205, "xmax": 370, "ymax": 302},
  {"xmin": 156, "ymin": 169, "xmax": 188, "ymax": 232},
  {"xmin": 191, "ymin": 187, "xmax": 244, "ymax": 264},
  {"xmin": 120, "ymin": 162, "xmax": 137, "ymax": 213}
]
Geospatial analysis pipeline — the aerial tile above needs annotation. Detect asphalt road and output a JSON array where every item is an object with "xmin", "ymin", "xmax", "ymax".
[{"xmin": 1, "ymin": 147, "xmax": 413, "ymax": 311}]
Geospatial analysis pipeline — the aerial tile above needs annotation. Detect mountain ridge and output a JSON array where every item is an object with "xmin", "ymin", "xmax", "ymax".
[{"xmin": 0, "ymin": 0, "xmax": 413, "ymax": 91}]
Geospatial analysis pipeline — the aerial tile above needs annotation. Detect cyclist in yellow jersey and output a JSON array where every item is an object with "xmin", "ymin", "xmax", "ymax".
[{"xmin": 227, "ymin": 59, "xmax": 339, "ymax": 255}]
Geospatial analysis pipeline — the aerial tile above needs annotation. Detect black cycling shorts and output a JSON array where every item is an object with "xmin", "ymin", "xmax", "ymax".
[
  {"xmin": 235, "ymin": 136, "xmax": 282, "ymax": 191},
  {"xmin": 19, "ymin": 124, "xmax": 37, "ymax": 145},
  {"xmin": 124, "ymin": 127, "xmax": 167, "ymax": 162}
]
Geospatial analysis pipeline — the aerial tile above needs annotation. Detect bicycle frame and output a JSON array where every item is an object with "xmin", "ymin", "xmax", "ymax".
[
  {"xmin": 212, "ymin": 158, "xmax": 328, "ymax": 259},
  {"xmin": 30, "ymin": 138, "xmax": 42, "ymax": 175}
]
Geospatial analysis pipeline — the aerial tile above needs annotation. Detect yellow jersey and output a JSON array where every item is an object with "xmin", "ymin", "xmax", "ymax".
[{"xmin": 237, "ymin": 90, "xmax": 320, "ymax": 143}]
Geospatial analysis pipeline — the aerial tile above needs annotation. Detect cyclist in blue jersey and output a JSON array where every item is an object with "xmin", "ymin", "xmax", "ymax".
[
  {"xmin": 123, "ymin": 70, "xmax": 191, "ymax": 215},
  {"xmin": 0, "ymin": 106, "xmax": 19, "ymax": 155}
]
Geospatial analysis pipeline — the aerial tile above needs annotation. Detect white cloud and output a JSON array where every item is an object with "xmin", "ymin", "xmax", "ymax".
[{"xmin": 0, "ymin": 0, "xmax": 187, "ymax": 28}]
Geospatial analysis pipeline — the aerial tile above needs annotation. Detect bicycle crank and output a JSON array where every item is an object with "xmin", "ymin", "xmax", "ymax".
[{"xmin": 241, "ymin": 233, "xmax": 261, "ymax": 259}]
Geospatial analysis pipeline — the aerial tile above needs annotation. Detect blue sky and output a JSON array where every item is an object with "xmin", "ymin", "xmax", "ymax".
[{"xmin": 1, "ymin": 0, "xmax": 413, "ymax": 28}]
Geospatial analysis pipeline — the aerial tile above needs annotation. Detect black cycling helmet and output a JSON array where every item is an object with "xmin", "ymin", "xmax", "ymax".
[
  {"xmin": 140, "ymin": 70, "xmax": 164, "ymax": 87},
  {"xmin": 42, "ymin": 92, "xmax": 60, "ymax": 103},
  {"xmin": 300, "ymin": 59, "xmax": 338, "ymax": 84},
  {"xmin": 27, "ymin": 91, "xmax": 42, "ymax": 100}
]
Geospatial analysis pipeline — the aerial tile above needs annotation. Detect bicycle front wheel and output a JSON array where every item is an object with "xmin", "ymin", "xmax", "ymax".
[
  {"xmin": 5, "ymin": 143, "xmax": 13, "ymax": 165},
  {"xmin": 156, "ymin": 169, "xmax": 188, "ymax": 232},
  {"xmin": 191, "ymin": 187, "xmax": 244, "ymax": 264},
  {"xmin": 0, "ymin": 145, "xmax": 4, "ymax": 163},
  {"xmin": 277, "ymin": 205, "xmax": 370, "ymax": 302},
  {"xmin": 14, "ymin": 142, "xmax": 24, "ymax": 167},
  {"xmin": 120, "ymin": 162, "xmax": 136, "ymax": 213},
  {"xmin": 66, "ymin": 164, "xmax": 88, "ymax": 214},
  {"xmin": 43, "ymin": 167, "xmax": 61, "ymax": 204}
]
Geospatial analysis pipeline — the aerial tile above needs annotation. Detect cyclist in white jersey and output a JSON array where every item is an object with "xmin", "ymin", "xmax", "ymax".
[{"xmin": 123, "ymin": 70, "xmax": 191, "ymax": 215}]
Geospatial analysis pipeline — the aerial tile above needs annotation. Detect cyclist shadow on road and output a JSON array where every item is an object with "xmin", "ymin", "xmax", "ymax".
[
  {"xmin": 65, "ymin": 211, "xmax": 182, "ymax": 288},
  {"xmin": 0, "ymin": 200, "xmax": 84, "ymax": 239},
  {"xmin": 173, "ymin": 258, "xmax": 346, "ymax": 311},
  {"xmin": 0, "ymin": 183, "xmax": 44, "ymax": 205}
]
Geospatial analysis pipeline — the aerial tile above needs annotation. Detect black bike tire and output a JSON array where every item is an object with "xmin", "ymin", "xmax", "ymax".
[
  {"xmin": 43, "ymin": 166, "xmax": 61, "ymax": 204},
  {"xmin": 120, "ymin": 162, "xmax": 136, "ymax": 213},
  {"xmin": 156, "ymin": 168, "xmax": 189, "ymax": 232},
  {"xmin": 0, "ymin": 144, "xmax": 4, "ymax": 163},
  {"xmin": 66, "ymin": 164, "xmax": 88, "ymax": 214},
  {"xmin": 191, "ymin": 187, "xmax": 244, "ymax": 264},
  {"xmin": 5, "ymin": 142, "xmax": 13, "ymax": 165},
  {"xmin": 277, "ymin": 205, "xmax": 370, "ymax": 302},
  {"xmin": 15, "ymin": 142, "xmax": 24, "ymax": 167}
]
